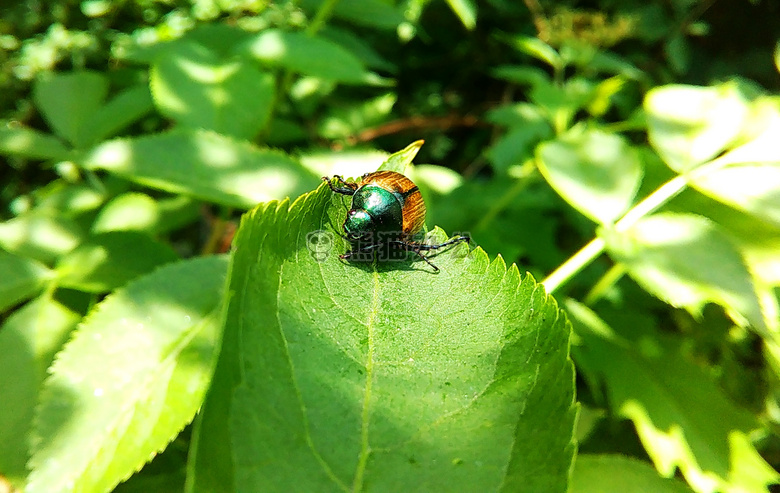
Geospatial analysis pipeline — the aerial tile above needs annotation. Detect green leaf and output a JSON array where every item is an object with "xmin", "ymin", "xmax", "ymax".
[
  {"xmin": 488, "ymin": 123, "xmax": 551, "ymax": 172},
  {"xmin": 300, "ymin": 0, "xmax": 405, "ymax": 30},
  {"xmin": 317, "ymin": 92, "xmax": 396, "ymax": 140},
  {"xmin": 571, "ymin": 455, "xmax": 693, "ymax": 493},
  {"xmin": 601, "ymin": 212, "xmax": 767, "ymax": 332},
  {"xmin": 775, "ymin": 40, "xmax": 780, "ymax": 73},
  {"xmin": 689, "ymin": 102, "xmax": 780, "ymax": 227},
  {"xmin": 0, "ymin": 212, "xmax": 84, "ymax": 264},
  {"xmin": 503, "ymin": 35, "xmax": 562, "ymax": 71},
  {"xmin": 26, "ymin": 255, "xmax": 228, "ymax": 493},
  {"xmin": 299, "ymin": 148, "xmax": 389, "ymax": 178},
  {"xmin": 151, "ymin": 40, "xmax": 275, "ymax": 139},
  {"xmin": 79, "ymin": 84, "xmax": 155, "ymax": 145},
  {"xmin": 378, "ymin": 139, "xmax": 424, "ymax": 173},
  {"xmin": 445, "ymin": 0, "xmax": 477, "ymax": 30},
  {"xmin": 80, "ymin": 129, "xmax": 320, "ymax": 208},
  {"xmin": 243, "ymin": 29, "xmax": 369, "ymax": 83},
  {"xmin": 537, "ymin": 129, "xmax": 642, "ymax": 224},
  {"xmin": 189, "ymin": 184, "xmax": 576, "ymax": 492},
  {"xmin": 0, "ymin": 295, "xmax": 81, "ymax": 487},
  {"xmin": 33, "ymin": 71, "xmax": 109, "ymax": 148},
  {"xmin": 91, "ymin": 193, "xmax": 161, "ymax": 233},
  {"xmin": 491, "ymin": 65, "xmax": 551, "ymax": 89},
  {"xmin": 32, "ymin": 181, "xmax": 106, "ymax": 218},
  {"xmin": 0, "ymin": 123, "xmax": 70, "ymax": 160},
  {"xmin": 645, "ymin": 83, "xmax": 751, "ymax": 172},
  {"xmin": 55, "ymin": 231, "xmax": 179, "ymax": 293},
  {"xmin": 567, "ymin": 300, "xmax": 779, "ymax": 493},
  {"xmin": 0, "ymin": 250, "xmax": 53, "ymax": 312}
]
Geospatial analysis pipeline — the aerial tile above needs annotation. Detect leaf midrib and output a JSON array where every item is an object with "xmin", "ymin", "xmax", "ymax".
[{"xmin": 351, "ymin": 270, "xmax": 380, "ymax": 492}]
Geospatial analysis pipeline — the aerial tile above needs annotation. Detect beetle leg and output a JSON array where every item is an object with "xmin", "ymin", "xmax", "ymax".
[
  {"xmin": 408, "ymin": 235, "xmax": 471, "ymax": 251},
  {"xmin": 322, "ymin": 175, "xmax": 357, "ymax": 196}
]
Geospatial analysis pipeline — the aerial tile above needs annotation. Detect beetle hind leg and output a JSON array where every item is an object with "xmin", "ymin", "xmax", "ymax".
[{"xmin": 414, "ymin": 234, "xmax": 471, "ymax": 251}]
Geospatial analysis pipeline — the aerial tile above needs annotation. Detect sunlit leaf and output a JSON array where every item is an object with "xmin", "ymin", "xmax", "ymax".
[
  {"xmin": 445, "ymin": 0, "xmax": 477, "ymax": 30},
  {"xmin": 0, "ymin": 295, "xmax": 81, "ymax": 486},
  {"xmin": 690, "ymin": 101, "xmax": 780, "ymax": 227},
  {"xmin": 27, "ymin": 255, "xmax": 228, "ymax": 493},
  {"xmin": 151, "ymin": 40, "xmax": 275, "ymax": 139},
  {"xmin": 80, "ymin": 129, "xmax": 320, "ymax": 208},
  {"xmin": 0, "ymin": 250, "xmax": 53, "ymax": 312},
  {"xmin": 189, "ymin": 183, "xmax": 576, "ymax": 492},
  {"xmin": 0, "ymin": 212, "xmax": 84, "ymax": 265},
  {"xmin": 33, "ymin": 71, "xmax": 109, "ymax": 148},
  {"xmin": 645, "ymin": 83, "xmax": 750, "ymax": 172},
  {"xmin": 571, "ymin": 455, "xmax": 693, "ymax": 493},
  {"xmin": 55, "ymin": 231, "xmax": 179, "ymax": 293},
  {"xmin": 601, "ymin": 212, "xmax": 767, "ymax": 332},
  {"xmin": 537, "ymin": 129, "xmax": 642, "ymax": 224},
  {"xmin": 0, "ymin": 123, "xmax": 70, "ymax": 160},
  {"xmin": 243, "ymin": 29, "xmax": 369, "ymax": 83},
  {"xmin": 567, "ymin": 300, "xmax": 779, "ymax": 493}
]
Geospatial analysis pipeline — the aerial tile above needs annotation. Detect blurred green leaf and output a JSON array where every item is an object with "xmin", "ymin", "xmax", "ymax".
[
  {"xmin": 27, "ymin": 255, "xmax": 228, "ymax": 493},
  {"xmin": 445, "ymin": 0, "xmax": 477, "ymax": 30},
  {"xmin": 243, "ymin": 29, "xmax": 369, "ymax": 84},
  {"xmin": 488, "ymin": 123, "xmax": 551, "ymax": 172},
  {"xmin": 537, "ymin": 129, "xmax": 642, "ymax": 224},
  {"xmin": 0, "ymin": 250, "xmax": 53, "ymax": 311},
  {"xmin": 55, "ymin": 231, "xmax": 179, "ymax": 293},
  {"xmin": 0, "ymin": 212, "xmax": 84, "ymax": 264},
  {"xmin": 503, "ymin": 35, "xmax": 562, "ymax": 70},
  {"xmin": 190, "ymin": 184, "xmax": 576, "ymax": 492},
  {"xmin": 317, "ymin": 92, "xmax": 396, "ymax": 140},
  {"xmin": 321, "ymin": 27, "xmax": 397, "ymax": 73},
  {"xmin": 299, "ymin": 148, "xmax": 388, "ymax": 178},
  {"xmin": 80, "ymin": 129, "xmax": 320, "ymax": 208},
  {"xmin": 33, "ymin": 71, "xmax": 109, "ymax": 148},
  {"xmin": 150, "ymin": 40, "xmax": 275, "ymax": 139},
  {"xmin": 0, "ymin": 295, "xmax": 81, "ymax": 486},
  {"xmin": 567, "ymin": 300, "xmax": 779, "ymax": 493},
  {"xmin": 91, "ymin": 193, "xmax": 161, "ymax": 233},
  {"xmin": 300, "ymin": 0, "xmax": 405, "ymax": 30},
  {"xmin": 491, "ymin": 65, "xmax": 551, "ymax": 88},
  {"xmin": 689, "ymin": 102, "xmax": 780, "ymax": 227},
  {"xmin": 0, "ymin": 123, "xmax": 70, "ymax": 160},
  {"xmin": 379, "ymin": 139, "xmax": 424, "ymax": 173},
  {"xmin": 571, "ymin": 455, "xmax": 693, "ymax": 493},
  {"xmin": 79, "ymin": 84, "xmax": 154, "ymax": 145},
  {"xmin": 32, "ymin": 181, "xmax": 106, "ymax": 218},
  {"xmin": 601, "ymin": 212, "xmax": 767, "ymax": 332},
  {"xmin": 645, "ymin": 83, "xmax": 751, "ymax": 172}
]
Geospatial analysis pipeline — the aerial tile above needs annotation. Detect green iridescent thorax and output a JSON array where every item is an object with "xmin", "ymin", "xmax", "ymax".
[{"xmin": 343, "ymin": 184, "xmax": 404, "ymax": 238}]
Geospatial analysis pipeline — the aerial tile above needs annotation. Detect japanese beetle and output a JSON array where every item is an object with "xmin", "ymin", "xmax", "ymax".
[{"xmin": 323, "ymin": 171, "xmax": 469, "ymax": 272}]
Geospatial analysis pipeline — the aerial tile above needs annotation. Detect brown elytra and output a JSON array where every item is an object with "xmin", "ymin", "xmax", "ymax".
[{"xmin": 358, "ymin": 171, "xmax": 426, "ymax": 238}]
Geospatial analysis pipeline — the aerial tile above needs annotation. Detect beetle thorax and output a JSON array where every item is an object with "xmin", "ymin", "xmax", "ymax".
[{"xmin": 344, "ymin": 185, "xmax": 404, "ymax": 239}]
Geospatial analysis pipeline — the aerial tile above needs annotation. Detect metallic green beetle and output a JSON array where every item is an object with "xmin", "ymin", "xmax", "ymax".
[{"xmin": 323, "ymin": 171, "xmax": 470, "ymax": 271}]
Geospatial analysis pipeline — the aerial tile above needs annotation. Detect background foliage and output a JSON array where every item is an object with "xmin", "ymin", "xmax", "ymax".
[{"xmin": 1, "ymin": 0, "xmax": 780, "ymax": 492}]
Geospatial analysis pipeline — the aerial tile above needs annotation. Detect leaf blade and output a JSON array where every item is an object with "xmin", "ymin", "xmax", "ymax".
[
  {"xmin": 26, "ymin": 255, "xmax": 228, "ymax": 493},
  {"xmin": 191, "ymin": 183, "xmax": 576, "ymax": 491}
]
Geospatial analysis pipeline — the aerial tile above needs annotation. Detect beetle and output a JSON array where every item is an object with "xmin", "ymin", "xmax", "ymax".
[{"xmin": 322, "ymin": 171, "xmax": 469, "ymax": 272}]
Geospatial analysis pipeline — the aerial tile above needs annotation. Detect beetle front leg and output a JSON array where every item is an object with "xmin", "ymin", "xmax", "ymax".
[{"xmin": 322, "ymin": 175, "xmax": 358, "ymax": 196}]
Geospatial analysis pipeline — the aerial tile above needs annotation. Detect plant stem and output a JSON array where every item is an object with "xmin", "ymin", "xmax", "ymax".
[
  {"xmin": 306, "ymin": 0, "xmax": 339, "ymax": 36},
  {"xmin": 583, "ymin": 263, "xmax": 627, "ymax": 305},
  {"xmin": 473, "ymin": 161, "xmax": 536, "ymax": 233},
  {"xmin": 541, "ymin": 173, "xmax": 690, "ymax": 294}
]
